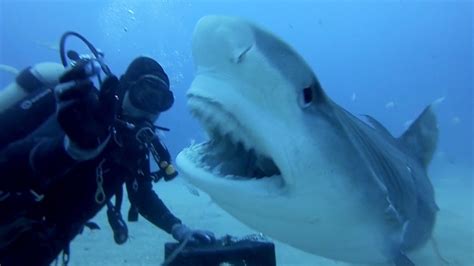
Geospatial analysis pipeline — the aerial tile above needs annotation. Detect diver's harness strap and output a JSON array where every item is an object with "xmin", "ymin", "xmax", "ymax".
[
  {"xmin": 0, "ymin": 190, "xmax": 45, "ymax": 252},
  {"xmin": 100, "ymin": 154, "xmax": 129, "ymax": 245},
  {"xmin": 135, "ymin": 125, "xmax": 177, "ymax": 183},
  {"xmin": 103, "ymin": 120, "xmax": 177, "ymax": 244},
  {"xmin": 114, "ymin": 118, "xmax": 177, "ymax": 183},
  {"xmin": 0, "ymin": 189, "xmax": 44, "ymax": 203}
]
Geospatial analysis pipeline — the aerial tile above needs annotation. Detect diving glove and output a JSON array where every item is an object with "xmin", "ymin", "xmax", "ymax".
[
  {"xmin": 171, "ymin": 223, "xmax": 216, "ymax": 244},
  {"xmin": 55, "ymin": 61, "xmax": 119, "ymax": 160}
]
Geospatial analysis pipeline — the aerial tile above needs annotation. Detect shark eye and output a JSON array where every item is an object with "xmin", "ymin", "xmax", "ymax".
[{"xmin": 299, "ymin": 87, "xmax": 313, "ymax": 108}]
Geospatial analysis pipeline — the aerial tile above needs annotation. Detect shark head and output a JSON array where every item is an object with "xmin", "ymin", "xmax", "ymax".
[{"xmin": 176, "ymin": 15, "xmax": 439, "ymax": 264}]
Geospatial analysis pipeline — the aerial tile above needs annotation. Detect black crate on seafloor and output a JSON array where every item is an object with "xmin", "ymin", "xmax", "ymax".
[{"xmin": 164, "ymin": 236, "xmax": 276, "ymax": 266}]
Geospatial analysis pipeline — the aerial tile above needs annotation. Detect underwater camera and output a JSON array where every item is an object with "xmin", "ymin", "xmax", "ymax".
[{"xmin": 163, "ymin": 234, "xmax": 276, "ymax": 266}]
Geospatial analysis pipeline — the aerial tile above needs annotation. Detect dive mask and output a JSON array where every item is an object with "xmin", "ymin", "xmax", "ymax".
[{"xmin": 128, "ymin": 74, "xmax": 174, "ymax": 114}]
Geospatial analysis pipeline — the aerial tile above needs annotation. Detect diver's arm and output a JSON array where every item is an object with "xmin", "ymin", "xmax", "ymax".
[
  {"xmin": 0, "ymin": 136, "xmax": 37, "ymax": 190},
  {"xmin": 153, "ymin": 137, "xmax": 171, "ymax": 162},
  {"xmin": 152, "ymin": 137, "xmax": 178, "ymax": 181},
  {"xmin": 28, "ymin": 134, "xmax": 78, "ymax": 186},
  {"xmin": 126, "ymin": 175, "xmax": 181, "ymax": 233},
  {"xmin": 0, "ymin": 133, "xmax": 76, "ymax": 191}
]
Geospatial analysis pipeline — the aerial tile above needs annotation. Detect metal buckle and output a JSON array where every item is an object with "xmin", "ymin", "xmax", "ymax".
[{"xmin": 135, "ymin": 127, "xmax": 155, "ymax": 144}]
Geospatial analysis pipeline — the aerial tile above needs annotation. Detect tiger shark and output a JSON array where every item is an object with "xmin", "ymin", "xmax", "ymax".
[{"xmin": 176, "ymin": 15, "xmax": 439, "ymax": 265}]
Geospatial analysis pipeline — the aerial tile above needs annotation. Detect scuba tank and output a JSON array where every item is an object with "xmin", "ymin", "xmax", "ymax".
[
  {"xmin": 0, "ymin": 62, "xmax": 64, "ymax": 150},
  {"xmin": 0, "ymin": 62, "xmax": 63, "ymax": 113}
]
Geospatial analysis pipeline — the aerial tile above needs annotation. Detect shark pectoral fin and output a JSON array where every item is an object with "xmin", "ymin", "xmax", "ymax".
[{"xmin": 398, "ymin": 105, "xmax": 438, "ymax": 168}]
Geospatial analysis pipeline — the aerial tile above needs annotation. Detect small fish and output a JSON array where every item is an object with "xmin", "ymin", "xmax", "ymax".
[
  {"xmin": 385, "ymin": 101, "xmax": 395, "ymax": 109},
  {"xmin": 128, "ymin": 9, "xmax": 135, "ymax": 15},
  {"xmin": 351, "ymin": 92, "xmax": 357, "ymax": 102},
  {"xmin": 124, "ymin": 27, "xmax": 128, "ymax": 32},
  {"xmin": 433, "ymin": 96, "xmax": 445, "ymax": 106},
  {"xmin": 34, "ymin": 40, "xmax": 59, "ymax": 51},
  {"xmin": 451, "ymin": 116, "xmax": 461, "ymax": 125}
]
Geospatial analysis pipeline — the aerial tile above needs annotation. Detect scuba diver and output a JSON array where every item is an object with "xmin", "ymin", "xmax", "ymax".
[{"xmin": 0, "ymin": 32, "xmax": 215, "ymax": 265}]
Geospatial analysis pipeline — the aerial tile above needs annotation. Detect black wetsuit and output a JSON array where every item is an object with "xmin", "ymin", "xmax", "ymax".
[{"xmin": 0, "ymin": 119, "xmax": 181, "ymax": 265}]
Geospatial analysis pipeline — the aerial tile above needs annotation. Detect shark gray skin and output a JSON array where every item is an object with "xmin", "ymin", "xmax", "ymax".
[{"xmin": 176, "ymin": 15, "xmax": 439, "ymax": 265}]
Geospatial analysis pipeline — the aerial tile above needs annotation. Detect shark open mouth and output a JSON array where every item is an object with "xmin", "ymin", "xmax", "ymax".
[{"xmin": 183, "ymin": 95, "xmax": 282, "ymax": 180}]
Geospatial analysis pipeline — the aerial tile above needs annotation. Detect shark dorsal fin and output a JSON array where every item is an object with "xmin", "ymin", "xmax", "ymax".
[{"xmin": 399, "ymin": 105, "xmax": 438, "ymax": 168}]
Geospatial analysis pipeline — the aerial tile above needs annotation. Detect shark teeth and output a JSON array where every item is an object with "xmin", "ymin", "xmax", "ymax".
[
  {"xmin": 186, "ymin": 95, "xmax": 281, "ymax": 179},
  {"xmin": 188, "ymin": 95, "xmax": 254, "ymax": 152}
]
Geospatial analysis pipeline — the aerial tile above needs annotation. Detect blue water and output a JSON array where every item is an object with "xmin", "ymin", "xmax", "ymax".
[
  {"xmin": 0, "ymin": 1, "xmax": 472, "ymax": 265},
  {"xmin": 1, "ymin": 0, "xmax": 471, "ymax": 164}
]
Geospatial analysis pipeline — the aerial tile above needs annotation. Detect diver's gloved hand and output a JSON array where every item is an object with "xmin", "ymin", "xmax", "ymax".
[
  {"xmin": 154, "ymin": 161, "xmax": 178, "ymax": 181},
  {"xmin": 171, "ymin": 223, "xmax": 216, "ymax": 244},
  {"xmin": 55, "ymin": 61, "xmax": 119, "ymax": 160}
]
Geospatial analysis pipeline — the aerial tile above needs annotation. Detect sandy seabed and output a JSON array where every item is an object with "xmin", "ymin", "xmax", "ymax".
[{"xmin": 68, "ymin": 160, "xmax": 473, "ymax": 266}]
